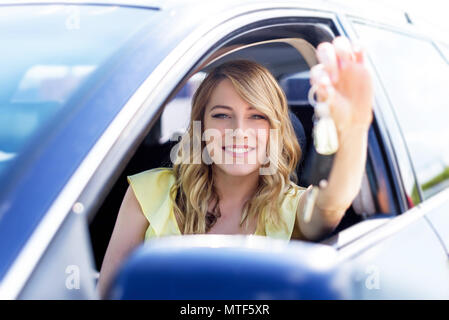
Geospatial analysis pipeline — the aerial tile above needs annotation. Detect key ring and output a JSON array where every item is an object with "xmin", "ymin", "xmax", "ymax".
[
  {"xmin": 307, "ymin": 84, "xmax": 334, "ymax": 107},
  {"xmin": 308, "ymin": 84, "xmax": 335, "ymax": 118}
]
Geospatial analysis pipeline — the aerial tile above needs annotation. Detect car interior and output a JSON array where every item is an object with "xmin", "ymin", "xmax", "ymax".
[{"xmin": 88, "ymin": 26, "xmax": 381, "ymax": 271}]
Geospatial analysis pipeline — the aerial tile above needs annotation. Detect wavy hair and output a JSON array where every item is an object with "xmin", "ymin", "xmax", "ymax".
[{"xmin": 171, "ymin": 59, "xmax": 302, "ymax": 235}]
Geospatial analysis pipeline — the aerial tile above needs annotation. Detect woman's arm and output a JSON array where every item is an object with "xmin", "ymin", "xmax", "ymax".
[
  {"xmin": 97, "ymin": 185, "xmax": 149, "ymax": 299},
  {"xmin": 297, "ymin": 126, "xmax": 369, "ymax": 241},
  {"xmin": 296, "ymin": 36, "xmax": 374, "ymax": 241}
]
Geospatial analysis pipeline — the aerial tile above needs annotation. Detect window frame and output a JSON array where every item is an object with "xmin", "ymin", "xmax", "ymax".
[
  {"xmin": 87, "ymin": 14, "xmax": 399, "ymax": 254},
  {"xmin": 84, "ymin": 13, "xmax": 401, "ymax": 261}
]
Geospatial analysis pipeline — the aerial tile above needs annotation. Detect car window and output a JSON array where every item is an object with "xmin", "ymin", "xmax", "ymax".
[
  {"xmin": 0, "ymin": 5, "xmax": 157, "ymax": 178},
  {"xmin": 354, "ymin": 24, "xmax": 449, "ymax": 201}
]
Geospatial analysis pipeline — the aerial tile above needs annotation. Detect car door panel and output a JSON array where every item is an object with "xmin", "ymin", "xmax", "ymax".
[
  {"xmin": 18, "ymin": 211, "xmax": 98, "ymax": 299},
  {"xmin": 423, "ymin": 190, "xmax": 449, "ymax": 256},
  {"xmin": 346, "ymin": 215, "xmax": 449, "ymax": 299}
]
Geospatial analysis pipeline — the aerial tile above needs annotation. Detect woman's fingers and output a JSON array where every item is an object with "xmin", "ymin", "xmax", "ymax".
[
  {"xmin": 352, "ymin": 41, "xmax": 365, "ymax": 64},
  {"xmin": 312, "ymin": 36, "xmax": 365, "ymax": 104},
  {"xmin": 333, "ymin": 36, "xmax": 356, "ymax": 70},
  {"xmin": 310, "ymin": 64, "xmax": 330, "ymax": 86},
  {"xmin": 316, "ymin": 37, "xmax": 362, "ymax": 81},
  {"xmin": 310, "ymin": 36, "xmax": 373, "ymax": 132},
  {"xmin": 310, "ymin": 64, "xmax": 333, "ymax": 102},
  {"xmin": 316, "ymin": 42, "xmax": 339, "ymax": 83}
]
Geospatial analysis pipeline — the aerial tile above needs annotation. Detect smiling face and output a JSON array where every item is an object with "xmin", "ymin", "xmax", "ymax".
[
  {"xmin": 203, "ymin": 78, "xmax": 270, "ymax": 177},
  {"xmin": 172, "ymin": 60, "xmax": 302, "ymax": 234}
]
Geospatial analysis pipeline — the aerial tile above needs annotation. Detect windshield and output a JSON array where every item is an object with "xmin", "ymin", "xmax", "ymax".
[{"xmin": 0, "ymin": 4, "xmax": 157, "ymax": 176}]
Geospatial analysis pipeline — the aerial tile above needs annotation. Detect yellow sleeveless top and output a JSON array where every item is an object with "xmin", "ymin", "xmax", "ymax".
[{"xmin": 127, "ymin": 167, "xmax": 307, "ymax": 241}]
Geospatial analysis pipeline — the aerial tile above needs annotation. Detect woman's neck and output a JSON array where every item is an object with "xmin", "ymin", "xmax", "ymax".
[{"xmin": 212, "ymin": 166, "xmax": 260, "ymax": 208}]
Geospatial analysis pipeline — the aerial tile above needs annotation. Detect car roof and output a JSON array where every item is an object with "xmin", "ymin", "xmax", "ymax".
[
  {"xmin": 4, "ymin": 0, "xmax": 446, "ymax": 44},
  {"xmin": 0, "ymin": 0, "xmax": 416, "ymax": 28}
]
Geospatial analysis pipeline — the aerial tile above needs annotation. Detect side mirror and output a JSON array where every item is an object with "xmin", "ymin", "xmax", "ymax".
[{"xmin": 107, "ymin": 235, "xmax": 354, "ymax": 299}]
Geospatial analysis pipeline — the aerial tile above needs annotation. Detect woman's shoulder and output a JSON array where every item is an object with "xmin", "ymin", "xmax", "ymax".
[
  {"xmin": 126, "ymin": 167, "xmax": 179, "ymax": 239},
  {"xmin": 127, "ymin": 167, "xmax": 174, "ymax": 187},
  {"xmin": 126, "ymin": 167, "xmax": 175, "ymax": 208},
  {"xmin": 127, "ymin": 166, "xmax": 174, "ymax": 178}
]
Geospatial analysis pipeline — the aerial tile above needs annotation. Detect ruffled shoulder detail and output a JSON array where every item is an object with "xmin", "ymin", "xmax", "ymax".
[{"xmin": 127, "ymin": 167, "xmax": 181, "ymax": 239}]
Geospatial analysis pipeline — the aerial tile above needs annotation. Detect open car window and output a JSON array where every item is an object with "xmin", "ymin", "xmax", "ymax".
[{"xmin": 89, "ymin": 20, "xmax": 384, "ymax": 272}]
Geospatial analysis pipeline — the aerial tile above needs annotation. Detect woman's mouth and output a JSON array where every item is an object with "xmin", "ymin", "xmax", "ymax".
[{"xmin": 222, "ymin": 145, "xmax": 256, "ymax": 158}]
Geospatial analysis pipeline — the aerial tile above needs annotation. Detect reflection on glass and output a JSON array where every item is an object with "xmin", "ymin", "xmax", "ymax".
[
  {"xmin": 12, "ymin": 65, "xmax": 95, "ymax": 103},
  {"xmin": 0, "ymin": 4, "xmax": 156, "ymax": 177}
]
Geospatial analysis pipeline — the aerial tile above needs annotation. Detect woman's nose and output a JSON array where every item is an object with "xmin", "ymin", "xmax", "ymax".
[
  {"xmin": 229, "ymin": 118, "xmax": 252, "ymax": 144},
  {"xmin": 231, "ymin": 115, "xmax": 249, "ymax": 132},
  {"xmin": 232, "ymin": 128, "xmax": 248, "ymax": 140}
]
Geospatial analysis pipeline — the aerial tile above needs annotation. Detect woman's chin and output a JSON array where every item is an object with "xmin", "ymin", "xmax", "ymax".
[{"xmin": 214, "ymin": 163, "xmax": 260, "ymax": 177}]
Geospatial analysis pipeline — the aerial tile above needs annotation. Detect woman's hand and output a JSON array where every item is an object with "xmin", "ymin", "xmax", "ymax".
[{"xmin": 310, "ymin": 36, "xmax": 374, "ymax": 136}]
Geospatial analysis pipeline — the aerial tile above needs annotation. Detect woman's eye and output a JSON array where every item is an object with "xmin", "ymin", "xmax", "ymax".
[
  {"xmin": 212, "ymin": 113, "xmax": 230, "ymax": 119},
  {"xmin": 251, "ymin": 114, "xmax": 267, "ymax": 120}
]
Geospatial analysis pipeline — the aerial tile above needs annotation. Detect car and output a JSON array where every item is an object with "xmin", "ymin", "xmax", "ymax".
[{"xmin": 0, "ymin": 0, "xmax": 448, "ymax": 300}]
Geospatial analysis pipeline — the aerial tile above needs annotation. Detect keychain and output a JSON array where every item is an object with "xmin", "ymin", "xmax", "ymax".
[{"xmin": 302, "ymin": 84, "xmax": 339, "ymax": 223}]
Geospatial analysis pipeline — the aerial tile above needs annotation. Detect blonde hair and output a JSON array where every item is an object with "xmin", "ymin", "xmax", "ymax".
[{"xmin": 171, "ymin": 59, "xmax": 302, "ymax": 234}]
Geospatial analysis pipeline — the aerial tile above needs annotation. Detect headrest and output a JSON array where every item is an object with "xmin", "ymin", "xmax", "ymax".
[
  {"xmin": 280, "ymin": 75, "xmax": 311, "ymax": 105},
  {"xmin": 288, "ymin": 109, "xmax": 307, "ymax": 163}
]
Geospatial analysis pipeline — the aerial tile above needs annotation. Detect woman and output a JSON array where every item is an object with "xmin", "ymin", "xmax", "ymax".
[{"xmin": 97, "ymin": 36, "xmax": 373, "ymax": 298}]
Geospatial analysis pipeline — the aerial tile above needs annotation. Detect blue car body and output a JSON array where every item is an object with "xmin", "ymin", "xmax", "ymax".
[{"xmin": 0, "ymin": 0, "xmax": 448, "ymax": 299}]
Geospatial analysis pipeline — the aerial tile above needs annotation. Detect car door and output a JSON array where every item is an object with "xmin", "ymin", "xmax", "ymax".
[
  {"xmin": 332, "ymin": 14, "xmax": 449, "ymax": 299},
  {"xmin": 418, "ymin": 39, "xmax": 449, "ymax": 273}
]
